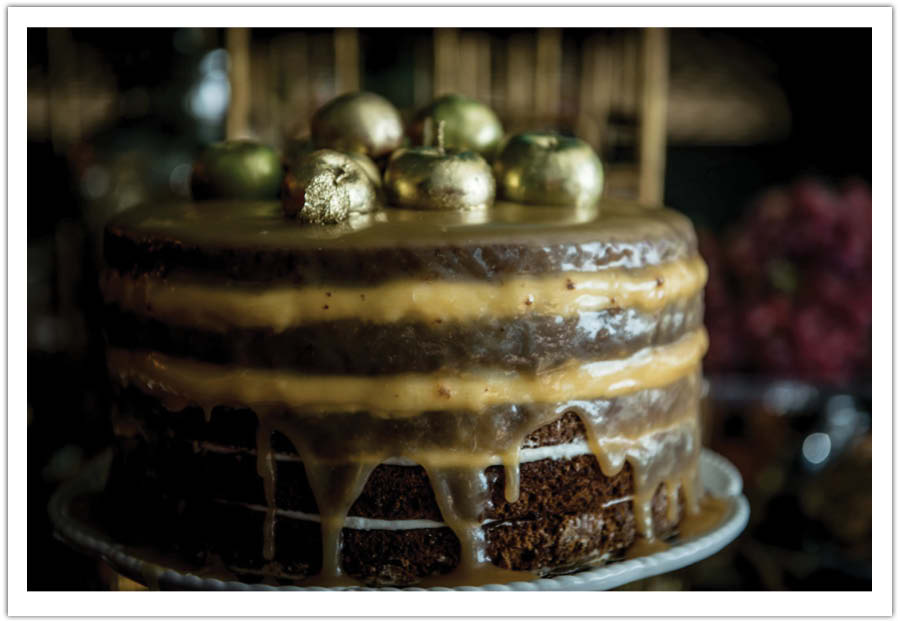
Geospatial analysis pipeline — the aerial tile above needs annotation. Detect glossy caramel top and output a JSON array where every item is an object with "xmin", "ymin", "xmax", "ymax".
[{"xmin": 104, "ymin": 200, "xmax": 699, "ymax": 284}]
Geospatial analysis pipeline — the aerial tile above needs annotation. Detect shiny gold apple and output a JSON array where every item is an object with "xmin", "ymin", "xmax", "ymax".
[
  {"xmin": 282, "ymin": 149, "xmax": 379, "ymax": 225},
  {"xmin": 494, "ymin": 132, "xmax": 604, "ymax": 207},
  {"xmin": 283, "ymin": 138, "xmax": 380, "ymax": 189},
  {"xmin": 384, "ymin": 145, "xmax": 495, "ymax": 211},
  {"xmin": 191, "ymin": 140, "xmax": 283, "ymax": 200},
  {"xmin": 311, "ymin": 92, "xmax": 404, "ymax": 159},
  {"xmin": 409, "ymin": 94, "xmax": 504, "ymax": 159}
]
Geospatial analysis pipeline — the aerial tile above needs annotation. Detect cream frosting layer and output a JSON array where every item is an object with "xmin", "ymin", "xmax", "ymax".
[
  {"xmin": 107, "ymin": 329, "xmax": 706, "ymax": 416},
  {"xmin": 99, "ymin": 257, "xmax": 707, "ymax": 332},
  {"xmin": 214, "ymin": 497, "xmax": 634, "ymax": 531},
  {"xmin": 199, "ymin": 438, "xmax": 614, "ymax": 466}
]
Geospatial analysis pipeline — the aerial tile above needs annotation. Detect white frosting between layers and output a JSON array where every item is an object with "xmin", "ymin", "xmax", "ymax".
[
  {"xmin": 213, "ymin": 496, "xmax": 634, "ymax": 531},
  {"xmin": 198, "ymin": 438, "xmax": 601, "ymax": 466}
]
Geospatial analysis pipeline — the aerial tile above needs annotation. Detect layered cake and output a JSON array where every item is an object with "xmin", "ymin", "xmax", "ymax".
[{"xmin": 98, "ymin": 92, "xmax": 709, "ymax": 587}]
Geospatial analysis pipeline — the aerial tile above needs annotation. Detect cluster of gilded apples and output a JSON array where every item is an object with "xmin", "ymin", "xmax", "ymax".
[{"xmin": 191, "ymin": 92, "xmax": 605, "ymax": 224}]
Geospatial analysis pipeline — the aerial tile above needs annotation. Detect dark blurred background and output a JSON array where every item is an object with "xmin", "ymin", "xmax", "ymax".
[{"xmin": 28, "ymin": 27, "xmax": 871, "ymax": 590}]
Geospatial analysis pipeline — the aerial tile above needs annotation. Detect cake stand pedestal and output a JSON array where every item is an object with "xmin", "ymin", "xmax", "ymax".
[{"xmin": 50, "ymin": 449, "xmax": 749, "ymax": 591}]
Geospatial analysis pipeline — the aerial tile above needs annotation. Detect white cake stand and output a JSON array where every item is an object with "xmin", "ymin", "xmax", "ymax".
[{"xmin": 50, "ymin": 448, "xmax": 749, "ymax": 591}]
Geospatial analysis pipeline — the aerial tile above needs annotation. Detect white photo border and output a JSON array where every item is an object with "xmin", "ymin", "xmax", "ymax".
[{"xmin": 7, "ymin": 5, "xmax": 891, "ymax": 617}]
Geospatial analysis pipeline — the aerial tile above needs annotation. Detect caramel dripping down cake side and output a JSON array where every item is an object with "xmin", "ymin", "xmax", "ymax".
[{"xmin": 100, "ymin": 197, "xmax": 707, "ymax": 587}]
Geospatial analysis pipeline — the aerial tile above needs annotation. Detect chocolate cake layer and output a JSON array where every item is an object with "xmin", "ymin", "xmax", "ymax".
[
  {"xmin": 105, "ymin": 451, "xmax": 681, "ymax": 586},
  {"xmin": 201, "ymin": 487, "xmax": 681, "ymax": 583},
  {"xmin": 103, "ymin": 200, "xmax": 698, "ymax": 285},
  {"xmin": 102, "ymin": 295, "xmax": 703, "ymax": 374},
  {"xmin": 118, "ymin": 433, "xmax": 638, "ymax": 523},
  {"xmin": 111, "ymin": 370, "xmax": 700, "ymax": 465}
]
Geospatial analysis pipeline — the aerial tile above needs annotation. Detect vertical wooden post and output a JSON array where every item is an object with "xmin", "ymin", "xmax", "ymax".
[
  {"xmin": 281, "ymin": 33, "xmax": 311, "ymax": 141},
  {"xmin": 575, "ymin": 39, "xmax": 593, "ymax": 150},
  {"xmin": 475, "ymin": 33, "xmax": 492, "ymax": 105},
  {"xmin": 457, "ymin": 32, "xmax": 478, "ymax": 98},
  {"xmin": 454, "ymin": 31, "xmax": 491, "ymax": 102},
  {"xmin": 226, "ymin": 28, "xmax": 251, "ymax": 139},
  {"xmin": 506, "ymin": 32, "xmax": 533, "ymax": 130},
  {"xmin": 434, "ymin": 28, "xmax": 459, "ymax": 96},
  {"xmin": 535, "ymin": 28, "xmax": 561, "ymax": 123},
  {"xmin": 334, "ymin": 28, "xmax": 360, "ymax": 94},
  {"xmin": 413, "ymin": 34, "xmax": 433, "ymax": 108},
  {"xmin": 638, "ymin": 28, "xmax": 669, "ymax": 206},
  {"xmin": 47, "ymin": 28, "xmax": 80, "ymax": 152}
]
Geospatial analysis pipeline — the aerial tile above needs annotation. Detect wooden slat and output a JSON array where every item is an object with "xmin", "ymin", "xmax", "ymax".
[
  {"xmin": 334, "ymin": 29, "xmax": 360, "ymax": 94},
  {"xmin": 433, "ymin": 28, "xmax": 459, "ymax": 96},
  {"xmin": 505, "ymin": 32, "xmax": 533, "ymax": 130},
  {"xmin": 576, "ymin": 35, "xmax": 607, "ymax": 152},
  {"xmin": 281, "ymin": 34, "xmax": 311, "ymax": 141},
  {"xmin": 309, "ymin": 31, "xmax": 335, "ymax": 109},
  {"xmin": 47, "ymin": 28, "xmax": 80, "ymax": 151},
  {"xmin": 535, "ymin": 28, "xmax": 561, "ymax": 122},
  {"xmin": 248, "ymin": 45, "xmax": 267, "ymax": 140},
  {"xmin": 226, "ymin": 28, "xmax": 251, "ymax": 139},
  {"xmin": 638, "ymin": 28, "xmax": 669, "ymax": 206},
  {"xmin": 475, "ymin": 33, "xmax": 492, "ymax": 104},
  {"xmin": 456, "ymin": 31, "xmax": 492, "ymax": 102},
  {"xmin": 457, "ymin": 32, "xmax": 478, "ymax": 98},
  {"xmin": 413, "ymin": 34, "xmax": 433, "ymax": 108}
]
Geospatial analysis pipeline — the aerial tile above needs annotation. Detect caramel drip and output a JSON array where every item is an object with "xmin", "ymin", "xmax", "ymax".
[
  {"xmin": 100, "ymin": 257, "xmax": 707, "ymax": 332},
  {"xmin": 301, "ymin": 460, "xmax": 377, "ymax": 580},
  {"xmin": 111, "ymin": 350, "xmax": 704, "ymax": 584},
  {"xmin": 665, "ymin": 479, "xmax": 680, "ymax": 524},
  {"xmin": 422, "ymin": 465, "xmax": 491, "ymax": 571},
  {"xmin": 501, "ymin": 447, "xmax": 521, "ymax": 504},
  {"xmin": 576, "ymin": 412, "xmax": 701, "ymax": 540},
  {"xmin": 255, "ymin": 423, "xmax": 277, "ymax": 561},
  {"xmin": 254, "ymin": 411, "xmax": 382, "ymax": 581}
]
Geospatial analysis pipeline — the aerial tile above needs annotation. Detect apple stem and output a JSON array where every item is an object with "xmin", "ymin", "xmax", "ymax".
[{"xmin": 436, "ymin": 120, "xmax": 446, "ymax": 155}]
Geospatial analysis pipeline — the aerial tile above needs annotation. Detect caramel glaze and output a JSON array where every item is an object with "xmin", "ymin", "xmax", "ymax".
[
  {"xmin": 99, "ymin": 257, "xmax": 707, "ymax": 332},
  {"xmin": 105, "ymin": 330, "xmax": 706, "ymax": 416},
  {"xmin": 102, "ymin": 199, "xmax": 707, "ymax": 586},
  {"xmin": 103, "ymin": 200, "xmax": 698, "ymax": 284},
  {"xmin": 101, "ymin": 296, "xmax": 704, "ymax": 375},
  {"xmin": 108, "ymin": 350, "xmax": 704, "ymax": 585}
]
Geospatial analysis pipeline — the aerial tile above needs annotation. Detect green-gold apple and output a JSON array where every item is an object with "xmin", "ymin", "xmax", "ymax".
[
  {"xmin": 494, "ymin": 132, "xmax": 604, "ymax": 207},
  {"xmin": 410, "ymin": 94, "xmax": 504, "ymax": 160},
  {"xmin": 284, "ymin": 138, "xmax": 380, "ymax": 188},
  {"xmin": 282, "ymin": 149, "xmax": 379, "ymax": 225},
  {"xmin": 191, "ymin": 140, "xmax": 283, "ymax": 200},
  {"xmin": 311, "ymin": 92, "xmax": 404, "ymax": 159},
  {"xmin": 384, "ymin": 146, "xmax": 495, "ymax": 211}
]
